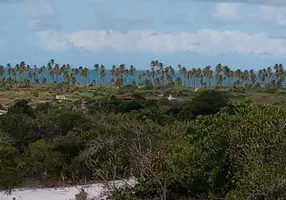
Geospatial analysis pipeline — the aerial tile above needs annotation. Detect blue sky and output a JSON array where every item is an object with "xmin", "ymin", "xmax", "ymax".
[{"xmin": 0, "ymin": 0, "xmax": 286, "ymax": 70}]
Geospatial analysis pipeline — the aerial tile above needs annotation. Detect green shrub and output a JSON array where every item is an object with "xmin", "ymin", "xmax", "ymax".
[
  {"xmin": 30, "ymin": 90, "xmax": 39, "ymax": 98},
  {"xmin": 0, "ymin": 144, "xmax": 24, "ymax": 191},
  {"xmin": 8, "ymin": 99, "xmax": 34, "ymax": 117},
  {"xmin": 187, "ymin": 90, "xmax": 230, "ymax": 119},
  {"xmin": 171, "ymin": 102, "xmax": 286, "ymax": 199},
  {"xmin": 0, "ymin": 103, "xmax": 5, "ymax": 110},
  {"xmin": 120, "ymin": 84, "xmax": 138, "ymax": 91},
  {"xmin": 75, "ymin": 189, "xmax": 88, "ymax": 200}
]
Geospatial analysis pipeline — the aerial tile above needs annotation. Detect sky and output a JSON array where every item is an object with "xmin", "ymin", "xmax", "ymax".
[{"xmin": 0, "ymin": 0, "xmax": 286, "ymax": 70}]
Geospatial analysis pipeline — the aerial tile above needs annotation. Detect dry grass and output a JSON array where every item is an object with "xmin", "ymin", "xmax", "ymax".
[{"xmin": 0, "ymin": 86, "xmax": 286, "ymax": 108}]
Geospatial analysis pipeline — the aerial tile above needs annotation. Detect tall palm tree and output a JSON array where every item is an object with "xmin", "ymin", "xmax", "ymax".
[
  {"xmin": 0, "ymin": 65, "xmax": 4, "ymax": 84},
  {"xmin": 99, "ymin": 64, "xmax": 106, "ymax": 85},
  {"xmin": 129, "ymin": 65, "xmax": 136, "ymax": 84},
  {"xmin": 119, "ymin": 64, "xmax": 126, "ymax": 84},
  {"xmin": 94, "ymin": 64, "xmax": 100, "ymax": 85},
  {"xmin": 215, "ymin": 64, "xmax": 223, "ymax": 87},
  {"xmin": 47, "ymin": 62, "xmax": 55, "ymax": 83},
  {"xmin": 80, "ymin": 67, "xmax": 89, "ymax": 85},
  {"xmin": 54, "ymin": 63, "xmax": 61, "ymax": 83}
]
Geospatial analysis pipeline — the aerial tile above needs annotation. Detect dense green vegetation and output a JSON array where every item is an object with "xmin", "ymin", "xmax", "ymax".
[
  {"xmin": 1, "ymin": 85, "xmax": 286, "ymax": 199},
  {"xmin": 2, "ymin": 59, "xmax": 286, "ymax": 199}
]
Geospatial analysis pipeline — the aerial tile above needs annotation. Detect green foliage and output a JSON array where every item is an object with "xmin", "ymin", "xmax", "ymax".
[
  {"xmin": 75, "ymin": 189, "xmax": 88, "ymax": 200},
  {"xmin": 108, "ymin": 187, "xmax": 138, "ymax": 200},
  {"xmin": 0, "ymin": 103, "xmax": 5, "ymax": 110},
  {"xmin": 179, "ymin": 90, "xmax": 230, "ymax": 120},
  {"xmin": 170, "ymin": 102, "xmax": 286, "ymax": 199},
  {"xmin": 30, "ymin": 90, "xmax": 39, "ymax": 97},
  {"xmin": 87, "ymin": 99, "xmax": 145, "ymax": 114},
  {"xmin": 34, "ymin": 102, "xmax": 54, "ymax": 114},
  {"xmin": 2, "ymin": 93, "xmax": 286, "ymax": 200},
  {"xmin": 0, "ymin": 144, "xmax": 24, "ymax": 190},
  {"xmin": 119, "ymin": 84, "xmax": 138, "ymax": 91},
  {"xmin": 0, "ymin": 98, "xmax": 186, "ymax": 191},
  {"xmin": 111, "ymin": 101, "xmax": 286, "ymax": 199},
  {"xmin": 114, "ymin": 100, "xmax": 144, "ymax": 113},
  {"xmin": 131, "ymin": 93, "xmax": 146, "ymax": 101},
  {"xmin": 177, "ymin": 101, "xmax": 193, "ymax": 121},
  {"xmin": 8, "ymin": 99, "xmax": 35, "ymax": 117}
]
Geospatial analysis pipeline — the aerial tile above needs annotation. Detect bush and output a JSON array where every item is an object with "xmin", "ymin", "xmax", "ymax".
[
  {"xmin": 187, "ymin": 90, "xmax": 230, "ymax": 119},
  {"xmin": 75, "ymin": 189, "xmax": 88, "ymax": 200},
  {"xmin": 30, "ymin": 90, "xmax": 39, "ymax": 98},
  {"xmin": 0, "ymin": 144, "xmax": 24, "ymax": 191},
  {"xmin": 4, "ymin": 90, "xmax": 286, "ymax": 200},
  {"xmin": 8, "ymin": 99, "xmax": 35, "ymax": 117},
  {"xmin": 131, "ymin": 93, "xmax": 146, "ymax": 101},
  {"xmin": 120, "ymin": 84, "xmax": 138, "ymax": 91},
  {"xmin": 115, "ymin": 101, "xmax": 144, "ymax": 113},
  {"xmin": 171, "ymin": 102, "xmax": 286, "ymax": 199}
]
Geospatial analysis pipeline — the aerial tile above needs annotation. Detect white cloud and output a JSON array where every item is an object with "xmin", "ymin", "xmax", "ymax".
[
  {"xmin": 25, "ymin": 0, "xmax": 60, "ymax": 31},
  {"xmin": 34, "ymin": 29, "xmax": 286, "ymax": 56},
  {"xmin": 0, "ymin": 0, "xmax": 26, "ymax": 3},
  {"xmin": 35, "ymin": 31, "xmax": 69, "ymax": 52},
  {"xmin": 28, "ymin": 0, "xmax": 55, "ymax": 18},
  {"xmin": 88, "ymin": 0, "xmax": 106, "ymax": 3},
  {"xmin": 198, "ymin": 0, "xmax": 286, "ymax": 7},
  {"xmin": 258, "ymin": 6, "xmax": 286, "ymax": 28},
  {"xmin": 212, "ymin": 3, "xmax": 241, "ymax": 21}
]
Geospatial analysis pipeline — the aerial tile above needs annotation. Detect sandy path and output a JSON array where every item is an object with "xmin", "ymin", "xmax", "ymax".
[{"xmin": 0, "ymin": 178, "xmax": 136, "ymax": 200}]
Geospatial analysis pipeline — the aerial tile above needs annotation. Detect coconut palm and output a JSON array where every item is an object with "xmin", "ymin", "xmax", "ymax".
[
  {"xmin": 0, "ymin": 65, "xmax": 4, "ymax": 80},
  {"xmin": 94, "ymin": 64, "xmax": 100, "ymax": 85},
  {"xmin": 99, "ymin": 64, "xmax": 106, "ymax": 85}
]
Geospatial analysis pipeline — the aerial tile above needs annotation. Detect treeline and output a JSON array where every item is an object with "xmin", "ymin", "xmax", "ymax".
[
  {"xmin": 1, "ymin": 90, "xmax": 286, "ymax": 199},
  {"xmin": 1, "ymin": 59, "xmax": 286, "ymax": 88}
]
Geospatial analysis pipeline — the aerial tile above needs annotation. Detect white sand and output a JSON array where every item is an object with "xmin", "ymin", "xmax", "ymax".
[{"xmin": 0, "ymin": 178, "xmax": 136, "ymax": 200}]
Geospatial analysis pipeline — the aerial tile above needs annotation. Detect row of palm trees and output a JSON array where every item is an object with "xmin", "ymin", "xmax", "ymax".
[{"xmin": 0, "ymin": 59, "xmax": 285, "ymax": 88}]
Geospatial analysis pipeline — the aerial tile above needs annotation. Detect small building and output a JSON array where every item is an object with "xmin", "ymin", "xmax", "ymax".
[
  {"xmin": 0, "ymin": 110, "xmax": 8, "ymax": 115},
  {"xmin": 55, "ymin": 95, "xmax": 66, "ymax": 100},
  {"xmin": 116, "ymin": 96, "xmax": 134, "ymax": 101}
]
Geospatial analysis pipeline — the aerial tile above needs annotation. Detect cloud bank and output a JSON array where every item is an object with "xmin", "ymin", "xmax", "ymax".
[
  {"xmin": 212, "ymin": 3, "xmax": 241, "ymax": 21},
  {"xmin": 21, "ymin": 0, "xmax": 286, "ymax": 57},
  {"xmin": 199, "ymin": 0, "xmax": 286, "ymax": 7},
  {"xmin": 34, "ymin": 29, "xmax": 286, "ymax": 56},
  {"xmin": 258, "ymin": 6, "xmax": 286, "ymax": 28},
  {"xmin": 24, "ymin": 0, "xmax": 60, "ymax": 31}
]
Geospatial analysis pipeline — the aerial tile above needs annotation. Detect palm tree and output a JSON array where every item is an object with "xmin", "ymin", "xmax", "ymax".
[
  {"xmin": 129, "ymin": 65, "xmax": 136, "ymax": 84},
  {"xmin": 47, "ymin": 62, "xmax": 55, "ymax": 83},
  {"xmin": 63, "ymin": 71, "xmax": 70, "ymax": 84},
  {"xmin": 81, "ymin": 67, "xmax": 89, "ymax": 85},
  {"xmin": 180, "ymin": 66, "xmax": 187, "ymax": 87},
  {"xmin": 249, "ymin": 69, "xmax": 256, "ymax": 86},
  {"xmin": 38, "ymin": 66, "xmax": 45, "ymax": 82},
  {"xmin": 54, "ymin": 63, "xmax": 60, "ymax": 83},
  {"xmin": 94, "ymin": 64, "xmax": 100, "ymax": 85},
  {"xmin": 274, "ymin": 64, "xmax": 284, "ymax": 87},
  {"xmin": 119, "ymin": 64, "xmax": 126, "ymax": 84},
  {"xmin": 202, "ymin": 65, "xmax": 212, "ymax": 87},
  {"xmin": 71, "ymin": 74, "xmax": 77, "ymax": 85},
  {"xmin": 0, "ymin": 65, "xmax": 4, "ymax": 80},
  {"xmin": 11, "ymin": 68, "xmax": 17, "ymax": 85},
  {"xmin": 110, "ymin": 65, "xmax": 116, "ymax": 85},
  {"xmin": 99, "ymin": 64, "xmax": 106, "ymax": 85},
  {"xmin": 215, "ymin": 64, "xmax": 223, "ymax": 87}
]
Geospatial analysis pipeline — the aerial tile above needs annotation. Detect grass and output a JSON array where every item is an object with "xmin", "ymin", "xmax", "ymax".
[{"xmin": 1, "ymin": 85, "xmax": 286, "ymax": 108}]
